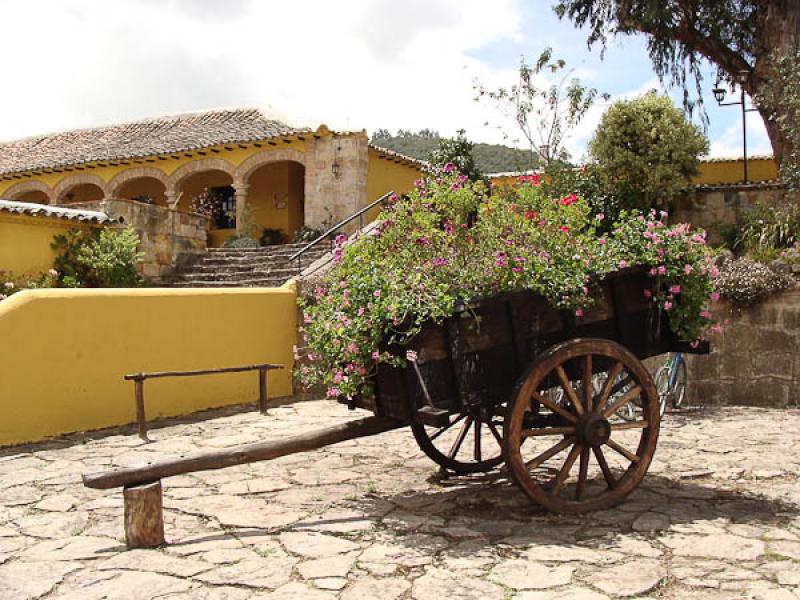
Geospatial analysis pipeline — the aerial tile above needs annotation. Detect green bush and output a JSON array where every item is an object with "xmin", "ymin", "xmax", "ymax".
[
  {"xmin": 260, "ymin": 228, "xmax": 287, "ymax": 246},
  {"xmin": 737, "ymin": 202, "xmax": 800, "ymax": 256},
  {"xmin": 222, "ymin": 235, "xmax": 260, "ymax": 249},
  {"xmin": 589, "ymin": 91, "xmax": 709, "ymax": 212},
  {"xmin": 52, "ymin": 226, "xmax": 143, "ymax": 287}
]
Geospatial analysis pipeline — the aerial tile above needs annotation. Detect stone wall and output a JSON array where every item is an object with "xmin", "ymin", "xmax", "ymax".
[
  {"xmin": 686, "ymin": 287, "xmax": 800, "ymax": 408},
  {"xmin": 672, "ymin": 183, "xmax": 790, "ymax": 245},
  {"xmin": 74, "ymin": 199, "xmax": 209, "ymax": 281},
  {"xmin": 304, "ymin": 132, "xmax": 369, "ymax": 229}
]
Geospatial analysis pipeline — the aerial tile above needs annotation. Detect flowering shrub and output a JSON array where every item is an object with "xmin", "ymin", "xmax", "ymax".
[
  {"xmin": 297, "ymin": 169, "xmax": 717, "ymax": 400},
  {"xmin": 0, "ymin": 269, "xmax": 59, "ymax": 301},
  {"xmin": 715, "ymin": 257, "xmax": 794, "ymax": 307}
]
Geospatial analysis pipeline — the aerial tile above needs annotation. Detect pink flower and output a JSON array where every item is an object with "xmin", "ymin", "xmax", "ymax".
[
  {"xmin": 443, "ymin": 162, "xmax": 456, "ymax": 173},
  {"xmin": 643, "ymin": 289, "xmax": 652, "ymax": 299},
  {"xmin": 575, "ymin": 308, "xmax": 584, "ymax": 317},
  {"xmin": 333, "ymin": 371, "xmax": 344, "ymax": 384},
  {"xmin": 327, "ymin": 387, "xmax": 340, "ymax": 398},
  {"xmin": 710, "ymin": 292, "xmax": 720, "ymax": 302},
  {"xmin": 596, "ymin": 213, "xmax": 605, "ymax": 221},
  {"xmin": 373, "ymin": 290, "xmax": 381, "ymax": 298},
  {"xmin": 371, "ymin": 351, "xmax": 380, "ymax": 360},
  {"xmin": 406, "ymin": 350, "xmax": 418, "ymax": 361},
  {"xmin": 558, "ymin": 225, "xmax": 570, "ymax": 234},
  {"xmin": 657, "ymin": 266, "xmax": 666, "ymax": 275},
  {"xmin": 663, "ymin": 301, "xmax": 673, "ymax": 311},
  {"xmin": 669, "ymin": 284, "xmax": 681, "ymax": 294},
  {"xmin": 700, "ymin": 310, "xmax": 711, "ymax": 319},
  {"xmin": 559, "ymin": 194, "xmax": 577, "ymax": 206},
  {"xmin": 618, "ymin": 260, "xmax": 628, "ymax": 269},
  {"xmin": 684, "ymin": 264, "xmax": 693, "ymax": 274}
]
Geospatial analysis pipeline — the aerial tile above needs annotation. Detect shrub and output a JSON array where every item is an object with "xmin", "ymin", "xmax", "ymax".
[
  {"xmin": 0, "ymin": 270, "xmax": 59, "ymax": 301},
  {"xmin": 737, "ymin": 202, "xmax": 800, "ymax": 256},
  {"xmin": 589, "ymin": 91, "xmax": 709, "ymax": 211},
  {"xmin": 260, "ymin": 228, "xmax": 287, "ymax": 246},
  {"xmin": 222, "ymin": 235, "xmax": 259, "ymax": 249},
  {"xmin": 297, "ymin": 169, "xmax": 717, "ymax": 400},
  {"xmin": 52, "ymin": 226, "xmax": 143, "ymax": 287},
  {"xmin": 715, "ymin": 257, "xmax": 794, "ymax": 307}
]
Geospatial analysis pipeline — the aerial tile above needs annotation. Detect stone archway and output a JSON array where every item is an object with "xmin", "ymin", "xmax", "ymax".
[
  {"xmin": 3, "ymin": 180, "xmax": 55, "ymax": 204},
  {"xmin": 108, "ymin": 167, "xmax": 170, "ymax": 205},
  {"xmin": 234, "ymin": 149, "xmax": 306, "ymax": 186},
  {"xmin": 52, "ymin": 173, "xmax": 108, "ymax": 205}
]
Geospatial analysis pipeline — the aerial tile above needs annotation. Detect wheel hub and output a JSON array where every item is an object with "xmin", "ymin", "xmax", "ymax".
[{"xmin": 578, "ymin": 412, "xmax": 611, "ymax": 447}]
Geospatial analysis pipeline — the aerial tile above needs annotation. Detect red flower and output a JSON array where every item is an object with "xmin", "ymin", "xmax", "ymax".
[
  {"xmin": 524, "ymin": 210, "xmax": 538, "ymax": 220},
  {"xmin": 559, "ymin": 194, "xmax": 577, "ymax": 206},
  {"xmin": 559, "ymin": 225, "xmax": 570, "ymax": 233}
]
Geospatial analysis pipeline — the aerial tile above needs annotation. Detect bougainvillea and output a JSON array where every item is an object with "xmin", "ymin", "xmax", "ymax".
[{"xmin": 297, "ymin": 168, "xmax": 717, "ymax": 400}]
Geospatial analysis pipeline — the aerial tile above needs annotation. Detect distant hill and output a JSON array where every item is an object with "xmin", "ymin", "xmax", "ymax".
[{"xmin": 370, "ymin": 129, "xmax": 538, "ymax": 174}]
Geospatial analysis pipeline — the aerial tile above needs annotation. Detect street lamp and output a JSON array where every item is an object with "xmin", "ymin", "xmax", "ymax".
[{"xmin": 712, "ymin": 70, "xmax": 759, "ymax": 183}]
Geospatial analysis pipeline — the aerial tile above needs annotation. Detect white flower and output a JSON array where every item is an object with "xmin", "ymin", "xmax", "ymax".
[{"xmin": 4, "ymin": 281, "xmax": 14, "ymax": 289}]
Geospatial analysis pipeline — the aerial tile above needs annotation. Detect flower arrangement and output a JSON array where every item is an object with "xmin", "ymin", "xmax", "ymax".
[{"xmin": 297, "ymin": 167, "xmax": 718, "ymax": 400}]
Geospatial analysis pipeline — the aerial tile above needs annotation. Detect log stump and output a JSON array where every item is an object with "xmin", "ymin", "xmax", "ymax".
[{"xmin": 123, "ymin": 480, "xmax": 165, "ymax": 548}]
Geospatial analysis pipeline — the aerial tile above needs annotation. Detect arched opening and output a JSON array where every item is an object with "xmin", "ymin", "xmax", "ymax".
[
  {"xmin": 114, "ymin": 177, "xmax": 167, "ymax": 207},
  {"xmin": 13, "ymin": 190, "xmax": 51, "ymax": 204},
  {"xmin": 177, "ymin": 169, "xmax": 235, "ymax": 247},
  {"xmin": 59, "ymin": 183, "xmax": 105, "ymax": 205},
  {"xmin": 246, "ymin": 160, "xmax": 305, "ymax": 243}
]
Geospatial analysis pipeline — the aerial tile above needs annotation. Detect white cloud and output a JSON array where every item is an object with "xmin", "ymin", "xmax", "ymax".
[
  {"xmin": 708, "ymin": 113, "xmax": 773, "ymax": 158},
  {"xmin": 0, "ymin": 0, "xmax": 523, "ymax": 143}
]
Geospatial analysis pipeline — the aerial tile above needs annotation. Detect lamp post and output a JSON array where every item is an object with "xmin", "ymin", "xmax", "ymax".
[{"xmin": 712, "ymin": 70, "xmax": 759, "ymax": 184}]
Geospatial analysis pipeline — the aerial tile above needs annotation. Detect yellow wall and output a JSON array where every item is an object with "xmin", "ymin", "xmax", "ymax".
[
  {"xmin": 0, "ymin": 284, "xmax": 297, "ymax": 447},
  {"xmin": 117, "ymin": 177, "xmax": 167, "ymax": 206},
  {"xmin": 366, "ymin": 151, "xmax": 421, "ymax": 221},
  {"xmin": 208, "ymin": 228, "xmax": 236, "ymax": 248},
  {"xmin": 694, "ymin": 157, "xmax": 778, "ymax": 185},
  {"xmin": 0, "ymin": 213, "xmax": 92, "ymax": 276}
]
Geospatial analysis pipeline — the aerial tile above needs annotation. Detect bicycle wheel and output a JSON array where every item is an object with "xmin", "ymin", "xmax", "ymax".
[
  {"xmin": 654, "ymin": 366, "xmax": 670, "ymax": 417},
  {"xmin": 670, "ymin": 359, "xmax": 688, "ymax": 409}
]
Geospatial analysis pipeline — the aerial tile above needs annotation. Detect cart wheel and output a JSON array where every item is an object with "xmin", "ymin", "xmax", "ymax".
[
  {"xmin": 411, "ymin": 406, "xmax": 505, "ymax": 474},
  {"xmin": 504, "ymin": 338, "xmax": 660, "ymax": 513}
]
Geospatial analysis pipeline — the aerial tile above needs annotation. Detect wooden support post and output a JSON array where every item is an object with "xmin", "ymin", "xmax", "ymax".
[
  {"xmin": 123, "ymin": 480, "xmax": 165, "ymax": 548},
  {"xmin": 134, "ymin": 377, "xmax": 149, "ymax": 442},
  {"xmin": 258, "ymin": 368, "xmax": 268, "ymax": 415}
]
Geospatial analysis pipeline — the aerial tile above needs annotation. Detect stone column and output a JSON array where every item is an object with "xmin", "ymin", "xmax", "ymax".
[
  {"xmin": 165, "ymin": 190, "xmax": 180, "ymax": 210},
  {"xmin": 233, "ymin": 182, "xmax": 250, "ymax": 236}
]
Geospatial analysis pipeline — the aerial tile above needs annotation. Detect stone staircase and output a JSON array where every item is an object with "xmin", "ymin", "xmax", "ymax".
[{"xmin": 168, "ymin": 242, "xmax": 330, "ymax": 288}]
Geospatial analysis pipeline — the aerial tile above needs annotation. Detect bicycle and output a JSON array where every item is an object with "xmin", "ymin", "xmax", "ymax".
[{"xmin": 654, "ymin": 352, "xmax": 687, "ymax": 416}]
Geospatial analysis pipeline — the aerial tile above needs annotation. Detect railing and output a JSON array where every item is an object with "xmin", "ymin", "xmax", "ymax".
[
  {"xmin": 288, "ymin": 191, "xmax": 395, "ymax": 273},
  {"xmin": 125, "ymin": 363, "xmax": 283, "ymax": 441}
]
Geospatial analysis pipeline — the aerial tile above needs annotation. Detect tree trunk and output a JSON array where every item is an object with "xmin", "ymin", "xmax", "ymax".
[{"xmin": 752, "ymin": 0, "xmax": 800, "ymax": 167}]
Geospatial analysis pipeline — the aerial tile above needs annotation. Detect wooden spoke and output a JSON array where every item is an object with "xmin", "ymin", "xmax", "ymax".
[
  {"xmin": 594, "ymin": 361, "xmax": 623, "ymax": 413},
  {"xmin": 522, "ymin": 426, "xmax": 576, "ymax": 438},
  {"xmin": 487, "ymin": 421, "xmax": 504, "ymax": 447},
  {"xmin": 575, "ymin": 447, "xmax": 590, "ymax": 500},
  {"xmin": 428, "ymin": 414, "xmax": 466, "ymax": 441},
  {"xmin": 448, "ymin": 416, "xmax": 473, "ymax": 459},
  {"xmin": 473, "ymin": 419, "xmax": 482, "ymax": 462},
  {"xmin": 583, "ymin": 355, "xmax": 593, "ymax": 411},
  {"xmin": 603, "ymin": 385, "xmax": 642, "ymax": 419},
  {"xmin": 606, "ymin": 438, "xmax": 640, "ymax": 463},
  {"xmin": 555, "ymin": 365, "xmax": 584, "ymax": 416},
  {"xmin": 550, "ymin": 443, "xmax": 582, "ymax": 496},
  {"xmin": 531, "ymin": 392, "xmax": 577, "ymax": 424},
  {"xmin": 525, "ymin": 436, "xmax": 575, "ymax": 470},
  {"xmin": 592, "ymin": 446, "xmax": 617, "ymax": 489},
  {"xmin": 611, "ymin": 420, "xmax": 649, "ymax": 431}
]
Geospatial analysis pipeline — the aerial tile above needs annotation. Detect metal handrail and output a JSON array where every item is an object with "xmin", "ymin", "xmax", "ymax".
[{"xmin": 288, "ymin": 191, "xmax": 395, "ymax": 269}]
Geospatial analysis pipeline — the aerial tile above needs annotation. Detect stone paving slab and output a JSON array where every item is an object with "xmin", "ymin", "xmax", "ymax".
[{"xmin": 0, "ymin": 401, "xmax": 799, "ymax": 599}]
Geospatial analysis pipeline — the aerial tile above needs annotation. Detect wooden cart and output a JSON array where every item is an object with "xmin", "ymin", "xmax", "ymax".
[
  {"xmin": 84, "ymin": 266, "xmax": 707, "ymax": 547},
  {"xmin": 350, "ymin": 265, "xmax": 707, "ymax": 513}
]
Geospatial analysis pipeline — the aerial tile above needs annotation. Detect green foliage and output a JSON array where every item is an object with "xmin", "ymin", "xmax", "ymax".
[
  {"xmin": 756, "ymin": 49, "xmax": 800, "ymax": 188},
  {"xmin": 736, "ymin": 202, "xmax": 800, "ymax": 256},
  {"xmin": 260, "ymin": 228, "xmax": 287, "ymax": 246},
  {"xmin": 475, "ymin": 47, "xmax": 606, "ymax": 167},
  {"xmin": 428, "ymin": 130, "xmax": 482, "ymax": 181},
  {"xmin": 297, "ymin": 174, "xmax": 716, "ymax": 400},
  {"xmin": 52, "ymin": 227, "xmax": 143, "ymax": 288},
  {"xmin": 369, "ymin": 129, "xmax": 536, "ymax": 174},
  {"xmin": 0, "ymin": 270, "xmax": 59, "ymax": 301},
  {"xmin": 222, "ymin": 235, "xmax": 260, "ymax": 249},
  {"xmin": 589, "ymin": 92, "xmax": 708, "ymax": 210}
]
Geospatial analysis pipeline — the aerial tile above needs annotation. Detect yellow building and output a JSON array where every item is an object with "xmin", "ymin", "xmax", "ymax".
[{"xmin": 0, "ymin": 108, "xmax": 423, "ymax": 253}]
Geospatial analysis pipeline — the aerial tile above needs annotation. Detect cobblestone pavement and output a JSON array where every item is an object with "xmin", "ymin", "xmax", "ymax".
[{"xmin": 1, "ymin": 401, "xmax": 799, "ymax": 599}]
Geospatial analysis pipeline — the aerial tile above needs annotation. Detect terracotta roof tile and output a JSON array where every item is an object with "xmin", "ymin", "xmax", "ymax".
[
  {"xmin": 0, "ymin": 199, "xmax": 113, "ymax": 223},
  {"xmin": 0, "ymin": 108, "xmax": 310, "ymax": 176}
]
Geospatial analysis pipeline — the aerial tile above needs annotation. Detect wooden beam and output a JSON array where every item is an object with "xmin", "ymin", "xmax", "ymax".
[
  {"xmin": 123, "ymin": 481, "xmax": 165, "ymax": 548},
  {"xmin": 82, "ymin": 416, "xmax": 402, "ymax": 489}
]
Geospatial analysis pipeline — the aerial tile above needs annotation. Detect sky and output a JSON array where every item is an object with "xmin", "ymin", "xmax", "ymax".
[{"xmin": 0, "ymin": 0, "xmax": 772, "ymax": 160}]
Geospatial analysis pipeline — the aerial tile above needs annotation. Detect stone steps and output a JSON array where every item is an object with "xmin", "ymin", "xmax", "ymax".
[{"xmin": 166, "ymin": 242, "xmax": 329, "ymax": 288}]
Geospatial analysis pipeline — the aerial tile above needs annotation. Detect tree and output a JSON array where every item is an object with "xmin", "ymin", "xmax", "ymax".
[
  {"xmin": 554, "ymin": 0, "xmax": 800, "ymax": 165},
  {"xmin": 475, "ymin": 48, "xmax": 606, "ymax": 168},
  {"xmin": 756, "ymin": 48, "xmax": 800, "ymax": 188},
  {"xmin": 428, "ymin": 130, "xmax": 483, "ymax": 181},
  {"xmin": 588, "ymin": 91, "xmax": 709, "ymax": 209}
]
